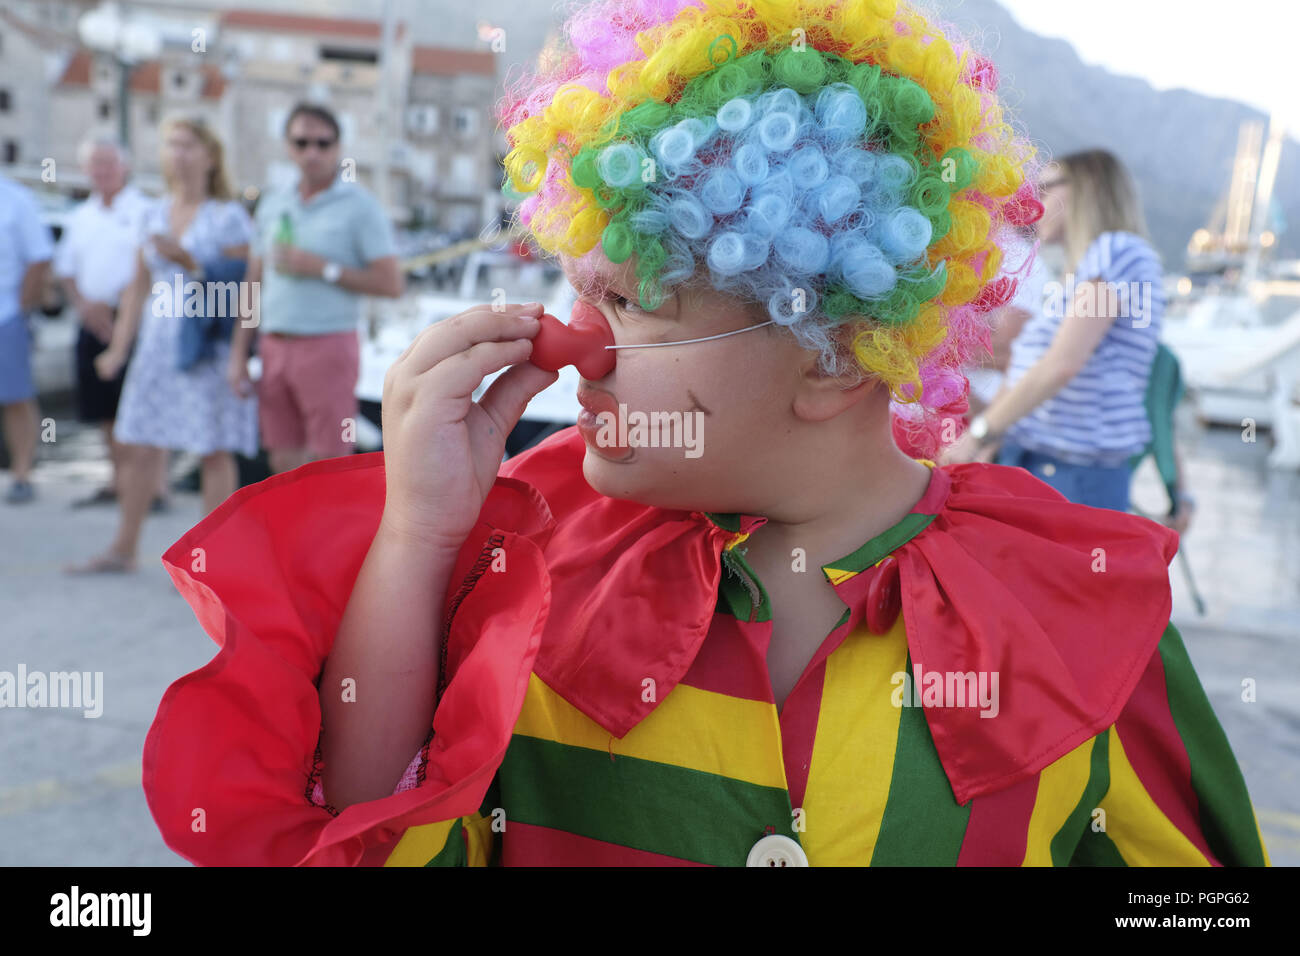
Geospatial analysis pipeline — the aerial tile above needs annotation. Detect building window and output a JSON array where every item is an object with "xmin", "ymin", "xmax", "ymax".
[
  {"xmin": 268, "ymin": 107, "xmax": 291, "ymax": 139},
  {"xmin": 147, "ymin": 102, "xmax": 159, "ymax": 123},
  {"xmin": 451, "ymin": 154, "xmax": 475, "ymax": 189},
  {"xmin": 98, "ymin": 100, "xmax": 112, "ymax": 119},
  {"xmin": 173, "ymin": 71, "xmax": 186, "ymax": 89},
  {"xmin": 0, "ymin": 89, "xmax": 10, "ymax": 113},
  {"xmin": 406, "ymin": 104, "xmax": 438, "ymax": 136},
  {"xmin": 3, "ymin": 140, "xmax": 17, "ymax": 163},
  {"xmin": 453, "ymin": 107, "xmax": 478, "ymax": 137},
  {"xmin": 319, "ymin": 46, "xmax": 378, "ymax": 64}
]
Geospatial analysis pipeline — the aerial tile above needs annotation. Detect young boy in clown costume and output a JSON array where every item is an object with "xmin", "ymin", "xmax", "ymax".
[{"xmin": 142, "ymin": 0, "xmax": 1269, "ymax": 866}]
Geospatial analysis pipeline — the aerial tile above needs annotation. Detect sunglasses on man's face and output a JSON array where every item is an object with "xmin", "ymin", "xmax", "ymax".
[{"xmin": 291, "ymin": 137, "xmax": 337, "ymax": 151}]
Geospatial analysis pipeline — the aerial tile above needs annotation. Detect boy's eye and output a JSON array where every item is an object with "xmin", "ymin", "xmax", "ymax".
[{"xmin": 610, "ymin": 293, "xmax": 647, "ymax": 316}]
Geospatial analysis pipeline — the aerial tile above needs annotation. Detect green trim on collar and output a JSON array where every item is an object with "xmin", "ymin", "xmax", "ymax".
[
  {"xmin": 718, "ymin": 546, "xmax": 772, "ymax": 623},
  {"xmin": 702, "ymin": 512, "xmax": 743, "ymax": 533},
  {"xmin": 821, "ymin": 511, "xmax": 937, "ymax": 580}
]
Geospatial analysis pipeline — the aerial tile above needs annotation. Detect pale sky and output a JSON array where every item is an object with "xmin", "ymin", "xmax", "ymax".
[{"xmin": 998, "ymin": 0, "xmax": 1300, "ymax": 134}]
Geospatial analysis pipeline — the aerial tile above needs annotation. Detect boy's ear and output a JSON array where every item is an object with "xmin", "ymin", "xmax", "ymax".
[{"xmin": 790, "ymin": 332, "xmax": 883, "ymax": 423}]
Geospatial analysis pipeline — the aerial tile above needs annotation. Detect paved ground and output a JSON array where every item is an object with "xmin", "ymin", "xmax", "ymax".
[
  {"xmin": 1, "ymin": 453, "xmax": 208, "ymax": 866},
  {"xmin": 1, "ymin": 410, "xmax": 1297, "ymax": 866}
]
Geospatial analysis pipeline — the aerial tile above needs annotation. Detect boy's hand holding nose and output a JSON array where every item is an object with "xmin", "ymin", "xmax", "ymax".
[{"xmin": 378, "ymin": 302, "xmax": 558, "ymax": 554}]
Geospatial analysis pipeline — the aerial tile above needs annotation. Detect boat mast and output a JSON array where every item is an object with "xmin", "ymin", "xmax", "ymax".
[{"xmin": 1242, "ymin": 117, "xmax": 1286, "ymax": 286}]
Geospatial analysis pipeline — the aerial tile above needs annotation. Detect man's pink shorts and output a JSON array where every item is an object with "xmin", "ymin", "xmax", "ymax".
[{"xmin": 257, "ymin": 330, "xmax": 359, "ymax": 459}]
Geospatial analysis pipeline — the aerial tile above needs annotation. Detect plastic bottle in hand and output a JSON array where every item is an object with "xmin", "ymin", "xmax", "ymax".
[{"xmin": 273, "ymin": 213, "xmax": 294, "ymax": 272}]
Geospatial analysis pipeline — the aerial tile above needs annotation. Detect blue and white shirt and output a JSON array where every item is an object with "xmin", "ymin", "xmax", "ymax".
[
  {"xmin": 1003, "ymin": 231, "xmax": 1165, "ymax": 465},
  {"xmin": 0, "ymin": 174, "xmax": 55, "ymax": 325}
]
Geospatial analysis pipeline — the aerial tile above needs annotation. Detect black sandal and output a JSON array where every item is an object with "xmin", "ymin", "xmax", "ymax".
[{"xmin": 71, "ymin": 486, "xmax": 117, "ymax": 508}]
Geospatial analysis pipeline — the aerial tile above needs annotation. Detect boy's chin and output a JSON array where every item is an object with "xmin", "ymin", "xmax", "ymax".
[
  {"xmin": 581, "ymin": 447, "xmax": 653, "ymax": 500},
  {"xmin": 580, "ymin": 447, "xmax": 697, "ymax": 509}
]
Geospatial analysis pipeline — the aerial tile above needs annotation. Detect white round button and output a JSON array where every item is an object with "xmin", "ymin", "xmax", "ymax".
[
  {"xmin": 1041, "ymin": 462, "xmax": 1057, "ymax": 477},
  {"xmin": 746, "ymin": 834, "xmax": 809, "ymax": 867}
]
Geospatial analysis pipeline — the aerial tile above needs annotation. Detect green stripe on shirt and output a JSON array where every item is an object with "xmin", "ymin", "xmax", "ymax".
[
  {"xmin": 870, "ymin": 655, "xmax": 972, "ymax": 865},
  {"xmin": 1157, "ymin": 623, "xmax": 1268, "ymax": 866},
  {"xmin": 499, "ymin": 733, "xmax": 796, "ymax": 866},
  {"xmin": 1051, "ymin": 731, "xmax": 1110, "ymax": 866}
]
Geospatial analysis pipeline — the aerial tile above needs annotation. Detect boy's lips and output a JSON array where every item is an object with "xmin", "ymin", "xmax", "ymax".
[
  {"xmin": 576, "ymin": 383, "xmax": 619, "ymax": 418},
  {"xmin": 575, "ymin": 384, "xmax": 632, "ymax": 459}
]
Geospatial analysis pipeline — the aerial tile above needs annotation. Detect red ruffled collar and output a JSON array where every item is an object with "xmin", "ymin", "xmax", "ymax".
[{"xmin": 498, "ymin": 429, "xmax": 1178, "ymax": 805}]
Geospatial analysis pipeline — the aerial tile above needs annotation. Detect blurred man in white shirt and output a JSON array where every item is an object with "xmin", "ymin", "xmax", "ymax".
[{"xmin": 54, "ymin": 137, "xmax": 164, "ymax": 509}]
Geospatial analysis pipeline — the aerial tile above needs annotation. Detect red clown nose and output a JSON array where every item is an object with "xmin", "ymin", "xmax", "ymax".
[{"xmin": 529, "ymin": 300, "xmax": 616, "ymax": 380}]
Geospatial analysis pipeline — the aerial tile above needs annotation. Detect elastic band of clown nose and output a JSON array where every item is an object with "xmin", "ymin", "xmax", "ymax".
[
  {"xmin": 605, "ymin": 320, "xmax": 776, "ymax": 348},
  {"xmin": 529, "ymin": 302, "xmax": 777, "ymax": 379}
]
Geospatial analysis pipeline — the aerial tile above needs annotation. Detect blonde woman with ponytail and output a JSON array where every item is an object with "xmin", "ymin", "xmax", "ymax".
[{"xmin": 943, "ymin": 149, "xmax": 1165, "ymax": 513}]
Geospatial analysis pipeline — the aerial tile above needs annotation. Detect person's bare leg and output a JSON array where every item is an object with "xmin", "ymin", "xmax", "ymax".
[
  {"xmin": 101, "ymin": 421, "xmax": 121, "ymax": 495},
  {"xmin": 3, "ymin": 399, "xmax": 38, "ymax": 482},
  {"xmin": 199, "ymin": 450, "xmax": 237, "ymax": 516},
  {"xmin": 109, "ymin": 443, "xmax": 164, "ymax": 559},
  {"xmin": 269, "ymin": 447, "xmax": 310, "ymax": 474},
  {"xmin": 154, "ymin": 445, "xmax": 170, "ymax": 500},
  {"xmin": 65, "ymin": 443, "xmax": 163, "ymax": 572}
]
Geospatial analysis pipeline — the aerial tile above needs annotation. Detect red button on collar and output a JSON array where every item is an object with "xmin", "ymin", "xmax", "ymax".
[{"xmin": 864, "ymin": 555, "xmax": 901, "ymax": 634}]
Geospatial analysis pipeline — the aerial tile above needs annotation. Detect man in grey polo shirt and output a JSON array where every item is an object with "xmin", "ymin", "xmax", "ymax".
[{"xmin": 229, "ymin": 102, "xmax": 403, "ymax": 473}]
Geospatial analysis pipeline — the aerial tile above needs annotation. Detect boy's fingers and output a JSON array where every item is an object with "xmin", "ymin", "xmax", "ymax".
[
  {"xmin": 398, "ymin": 304, "xmax": 543, "ymax": 374},
  {"xmin": 478, "ymin": 362, "xmax": 560, "ymax": 434},
  {"xmin": 423, "ymin": 338, "xmax": 536, "ymax": 399}
]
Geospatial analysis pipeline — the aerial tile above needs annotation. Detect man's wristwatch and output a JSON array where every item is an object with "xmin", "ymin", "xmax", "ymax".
[{"xmin": 321, "ymin": 261, "xmax": 343, "ymax": 284}]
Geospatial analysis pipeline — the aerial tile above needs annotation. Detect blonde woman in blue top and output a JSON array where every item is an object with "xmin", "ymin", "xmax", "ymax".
[{"xmin": 942, "ymin": 149, "xmax": 1165, "ymax": 512}]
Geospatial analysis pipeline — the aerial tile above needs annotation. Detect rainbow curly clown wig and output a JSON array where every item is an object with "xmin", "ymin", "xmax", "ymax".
[{"xmin": 496, "ymin": 0, "xmax": 1043, "ymax": 455}]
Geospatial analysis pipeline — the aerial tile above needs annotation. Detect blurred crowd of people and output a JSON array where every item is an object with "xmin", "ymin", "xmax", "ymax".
[
  {"xmin": 1, "ymin": 103, "xmax": 403, "ymax": 572},
  {"xmin": 1, "ymin": 121, "xmax": 1194, "ymax": 568}
]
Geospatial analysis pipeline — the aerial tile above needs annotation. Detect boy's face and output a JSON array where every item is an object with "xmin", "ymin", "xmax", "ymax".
[{"xmin": 560, "ymin": 253, "xmax": 828, "ymax": 514}]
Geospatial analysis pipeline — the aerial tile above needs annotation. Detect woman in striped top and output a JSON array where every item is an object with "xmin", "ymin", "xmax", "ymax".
[{"xmin": 942, "ymin": 150, "xmax": 1165, "ymax": 512}]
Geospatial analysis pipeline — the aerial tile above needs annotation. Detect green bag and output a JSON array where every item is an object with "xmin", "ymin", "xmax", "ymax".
[{"xmin": 1128, "ymin": 342, "xmax": 1184, "ymax": 512}]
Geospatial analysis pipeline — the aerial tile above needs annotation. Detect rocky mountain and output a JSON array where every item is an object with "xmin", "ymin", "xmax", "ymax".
[{"xmin": 928, "ymin": 0, "xmax": 1296, "ymax": 265}]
